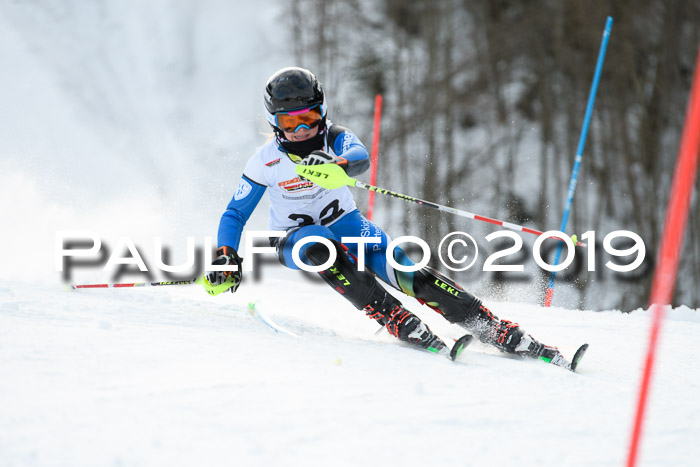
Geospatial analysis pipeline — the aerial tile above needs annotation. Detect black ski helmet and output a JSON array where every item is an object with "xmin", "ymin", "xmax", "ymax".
[{"xmin": 264, "ymin": 67, "xmax": 327, "ymax": 132}]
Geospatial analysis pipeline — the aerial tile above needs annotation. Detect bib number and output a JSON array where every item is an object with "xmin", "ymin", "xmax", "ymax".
[{"xmin": 289, "ymin": 199, "xmax": 345, "ymax": 227}]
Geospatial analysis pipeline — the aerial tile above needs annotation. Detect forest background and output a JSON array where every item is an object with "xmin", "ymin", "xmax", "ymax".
[{"xmin": 286, "ymin": 0, "xmax": 700, "ymax": 310}]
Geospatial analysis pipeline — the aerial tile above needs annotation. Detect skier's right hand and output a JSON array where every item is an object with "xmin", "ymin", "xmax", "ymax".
[
  {"xmin": 201, "ymin": 246, "xmax": 243, "ymax": 296},
  {"xmin": 301, "ymin": 150, "xmax": 348, "ymax": 170}
]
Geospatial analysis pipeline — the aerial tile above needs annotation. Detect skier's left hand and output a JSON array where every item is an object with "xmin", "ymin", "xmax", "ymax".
[{"xmin": 301, "ymin": 150, "xmax": 348, "ymax": 170}]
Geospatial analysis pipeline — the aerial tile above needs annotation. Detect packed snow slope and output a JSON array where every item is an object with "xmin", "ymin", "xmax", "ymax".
[
  {"xmin": 1, "ymin": 2, "xmax": 698, "ymax": 466},
  {"xmin": 1, "ymin": 277, "xmax": 698, "ymax": 467}
]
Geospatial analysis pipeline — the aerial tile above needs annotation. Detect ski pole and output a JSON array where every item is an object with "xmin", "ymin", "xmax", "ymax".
[
  {"xmin": 544, "ymin": 16, "xmax": 613, "ymax": 307},
  {"xmin": 295, "ymin": 164, "xmax": 586, "ymax": 246},
  {"xmin": 69, "ymin": 278, "xmax": 199, "ymax": 289},
  {"xmin": 70, "ymin": 280, "xmax": 299, "ymax": 336}
]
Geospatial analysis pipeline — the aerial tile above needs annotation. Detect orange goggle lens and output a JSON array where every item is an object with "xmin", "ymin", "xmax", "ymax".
[{"xmin": 275, "ymin": 107, "xmax": 322, "ymax": 133}]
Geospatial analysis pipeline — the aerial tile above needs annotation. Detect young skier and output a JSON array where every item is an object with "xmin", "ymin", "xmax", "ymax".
[{"xmin": 203, "ymin": 66, "xmax": 582, "ymax": 367}]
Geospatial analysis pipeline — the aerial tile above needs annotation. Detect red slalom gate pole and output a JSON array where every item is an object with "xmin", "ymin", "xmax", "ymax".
[
  {"xmin": 627, "ymin": 46, "xmax": 700, "ymax": 467},
  {"xmin": 367, "ymin": 94, "xmax": 383, "ymax": 220}
]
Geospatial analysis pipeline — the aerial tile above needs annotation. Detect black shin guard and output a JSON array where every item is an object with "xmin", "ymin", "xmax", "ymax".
[
  {"xmin": 305, "ymin": 240, "xmax": 445, "ymax": 351},
  {"xmin": 411, "ymin": 266, "xmax": 483, "ymax": 323},
  {"xmin": 411, "ymin": 266, "xmax": 528, "ymax": 353},
  {"xmin": 304, "ymin": 239, "xmax": 385, "ymax": 311}
]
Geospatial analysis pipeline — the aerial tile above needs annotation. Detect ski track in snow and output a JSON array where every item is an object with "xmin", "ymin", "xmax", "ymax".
[{"xmin": 1, "ymin": 279, "xmax": 698, "ymax": 467}]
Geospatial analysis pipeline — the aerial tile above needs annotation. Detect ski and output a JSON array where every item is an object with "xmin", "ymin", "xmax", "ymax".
[
  {"xmin": 246, "ymin": 302, "xmax": 300, "ymax": 338},
  {"xmin": 449, "ymin": 334, "xmax": 474, "ymax": 361},
  {"xmin": 538, "ymin": 343, "xmax": 589, "ymax": 372},
  {"xmin": 420, "ymin": 333, "xmax": 473, "ymax": 361},
  {"xmin": 569, "ymin": 343, "xmax": 589, "ymax": 371}
]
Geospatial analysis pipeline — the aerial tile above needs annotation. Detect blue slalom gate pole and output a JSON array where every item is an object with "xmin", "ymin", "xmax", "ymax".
[{"xmin": 544, "ymin": 16, "xmax": 613, "ymax": 307}]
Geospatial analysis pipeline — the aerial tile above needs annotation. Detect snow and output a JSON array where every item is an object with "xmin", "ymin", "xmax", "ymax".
[
  {"xmin": 1, "ymin": 2, "xmax": 698, "ymax": 466},
  {"xmin": 1, "ymin": 279, "xmax": 698, "ymax": 466}
]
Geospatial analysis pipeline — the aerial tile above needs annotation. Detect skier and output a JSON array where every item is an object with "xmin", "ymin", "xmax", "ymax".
[{"xmin": 203, "ymin": 66, "xmax": 573, "ymax": 365}]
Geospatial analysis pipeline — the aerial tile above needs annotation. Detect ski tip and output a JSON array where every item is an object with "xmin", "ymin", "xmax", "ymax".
[
  {"xmin": 570, "ymin": 343, "xmax": 589, "ymax": 372},
  {"xmin": 450, "ymin": 334, "xmax": 474, "ymax": 361}
]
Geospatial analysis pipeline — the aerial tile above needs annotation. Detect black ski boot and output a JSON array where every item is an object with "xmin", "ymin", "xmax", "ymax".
[
  {"xmin": 304, "ymin": 240, "xmax": 450, "ymax": 357},
  {"xmin": 406, "ymin": 266, "xmax": 552, "ymax": 354},
  {"xmin": 364, "ymin": 291, "xmax": 449, "ymax": 356},
  {"xmin": 401, "ymin": 265, "xmax": 588, "ymax": 369}
]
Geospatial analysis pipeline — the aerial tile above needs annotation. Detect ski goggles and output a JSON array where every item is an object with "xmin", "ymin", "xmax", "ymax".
[{"xmin": 275, "ymin": 104, "xmax": 323, "ymax": 133}]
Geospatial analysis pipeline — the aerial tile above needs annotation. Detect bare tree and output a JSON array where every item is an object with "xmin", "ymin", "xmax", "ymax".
[{"xmin": 282, "ymin": 0, "xmax": 700, "ymax": 310}]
